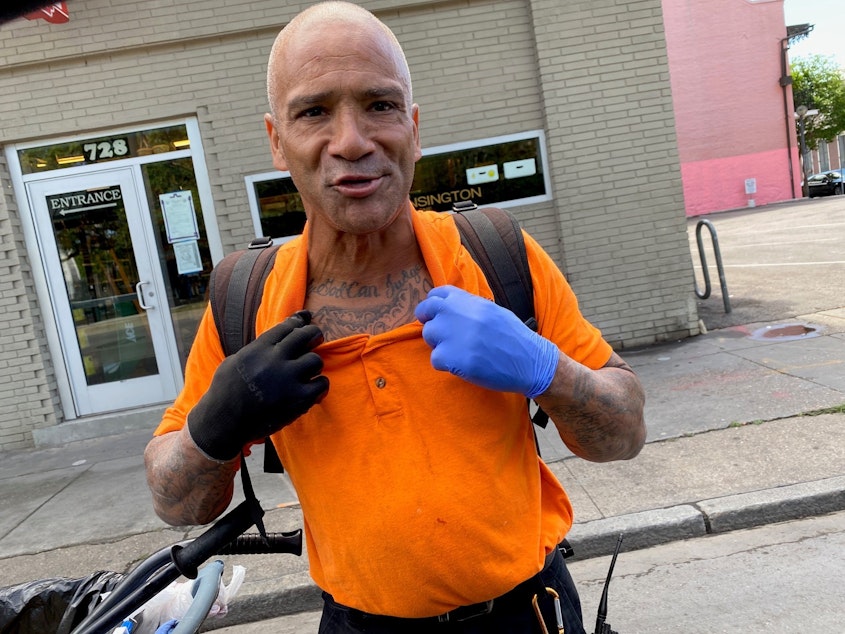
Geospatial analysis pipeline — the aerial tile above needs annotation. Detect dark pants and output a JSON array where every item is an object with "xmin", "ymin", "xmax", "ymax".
[{"xmin": 318, "ymin": 547, "xmax": 587, "ymax": 634}]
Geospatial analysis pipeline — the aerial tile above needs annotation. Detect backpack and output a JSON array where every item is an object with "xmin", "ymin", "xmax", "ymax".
[{"xmin": 208, "ymin": 204, "xmax": 547, "ymax": 473}]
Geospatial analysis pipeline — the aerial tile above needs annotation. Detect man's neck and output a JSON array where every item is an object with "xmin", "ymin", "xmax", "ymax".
[{"xmin": 304, "ymin": 217, "xmax": 433, "ymax": 341}]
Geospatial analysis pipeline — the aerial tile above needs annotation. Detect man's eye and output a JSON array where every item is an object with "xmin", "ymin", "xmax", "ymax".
[
  {"xmin": 371, "ymin": 101, "xmax": 396, "ymax": 112},
  {"xmin": 300, "ymin": 106, "xmax": 325, "ymax": 118}
]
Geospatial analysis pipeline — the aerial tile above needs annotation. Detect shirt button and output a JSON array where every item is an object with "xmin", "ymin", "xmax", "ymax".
[{"xmin": 375, "ymin": 377, "xmax": 387, "ymax": 389}]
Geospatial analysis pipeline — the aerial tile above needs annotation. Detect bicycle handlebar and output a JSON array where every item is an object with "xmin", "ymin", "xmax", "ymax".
[
  {"xmin": 170, "ymin": 500, "xmax": 259, "ymax": 579},
  {"xmin": 218, "ymin": 531, "xmax": 302, "ymax": 556},
  {"xmin": 71, "ymin": 500, "xmax": 302, "ymax": 634}
]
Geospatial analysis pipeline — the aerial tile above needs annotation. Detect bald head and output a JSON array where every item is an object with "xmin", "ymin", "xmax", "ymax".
[{"xmin": 266, "ymin": 1, "xmax": 412, "ymax": 117}]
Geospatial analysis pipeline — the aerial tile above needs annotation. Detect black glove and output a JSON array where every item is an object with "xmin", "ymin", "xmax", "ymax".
[{"xmin": 188, "ymin": 310, "xmax": 329, "ymax": 461}]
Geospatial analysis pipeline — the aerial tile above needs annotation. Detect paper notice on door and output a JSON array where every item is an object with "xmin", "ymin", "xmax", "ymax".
[
  {"xmin": 160, "ymin": 190, "xmax": 200, "ymax": 243},
  {"xmin": 173, "ymin": 240, "xmax": 203, "ymax": 275}
]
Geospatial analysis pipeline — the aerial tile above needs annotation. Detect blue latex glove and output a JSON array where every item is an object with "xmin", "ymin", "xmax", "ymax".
[
  {"xmin": 154, "ymin": 620, "xmax": 178, "ymax": 634},
  {"xmin": 415, "ymin": 285, "xmax": 559, "ymax": 398}
]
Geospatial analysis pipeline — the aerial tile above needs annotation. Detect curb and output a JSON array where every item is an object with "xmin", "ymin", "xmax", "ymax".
[
  {"xmin": 567, "ymin": 475, "xmax": 845, "ymax": 561},
  {"xmin": 206, "ymin": 476, "xmax": 845, "ymax": 629},
  {"xmin": 697, "ymin": 475, "xmax": 845, "ymax": 534}
]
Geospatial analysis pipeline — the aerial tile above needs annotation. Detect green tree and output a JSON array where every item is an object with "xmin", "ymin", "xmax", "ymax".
[{"xmin": 790, "ymin": 55, "xmax": 845, "ymax": 150}]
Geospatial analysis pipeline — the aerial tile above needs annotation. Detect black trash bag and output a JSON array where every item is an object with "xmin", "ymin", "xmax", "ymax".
[{"xmin": 0, "ymin": 570, "xmax": 124, "ymax": 634}]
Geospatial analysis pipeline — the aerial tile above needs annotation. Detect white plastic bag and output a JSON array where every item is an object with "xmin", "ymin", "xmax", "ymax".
[
  {"xmin": 207, "ymin": 564, "xmax": 245, "ymax": 619},
  {"xmin": 125, "ymin": 565, "xmax": 246, "ymax": 634}
]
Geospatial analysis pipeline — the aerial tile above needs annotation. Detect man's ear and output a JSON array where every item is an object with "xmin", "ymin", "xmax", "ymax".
[
  {"xmin": 412, "ymin": 105, "xmax": 422, "ymax": 162},
  {"xmin": 264, "ymin": 113, "xmax": 288, "ymax": 172}
]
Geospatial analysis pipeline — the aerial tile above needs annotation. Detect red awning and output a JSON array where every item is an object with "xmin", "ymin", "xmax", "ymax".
[{"xmin": 25, "ymin": 2, "xmax": 69, "ymax": 24}]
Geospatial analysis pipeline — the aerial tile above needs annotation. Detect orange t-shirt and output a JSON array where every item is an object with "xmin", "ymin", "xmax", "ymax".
[{"xmin": 156, "ymin": 206, "xmax": 611, "ymax": 617}]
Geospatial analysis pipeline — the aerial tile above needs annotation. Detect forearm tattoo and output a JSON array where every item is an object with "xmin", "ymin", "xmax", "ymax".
[
  {"xmin": 540, "ymin": 354, "xmax": 645, "ymax": 461},
  {"xmin": 146, "ymin": 435, "xmax": 238, "ymax": 526}
]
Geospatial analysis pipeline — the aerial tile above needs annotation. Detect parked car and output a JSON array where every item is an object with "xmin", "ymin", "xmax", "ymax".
[{"xmin": 807, "ymin": 171, "xmax": 844, "ymax": 198}]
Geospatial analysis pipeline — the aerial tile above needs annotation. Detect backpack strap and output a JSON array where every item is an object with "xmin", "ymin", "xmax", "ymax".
[
  {"xmin": 208, "ymin": 236, "xmax": 286, "ymax": 473},
  {"xmin": 452, "ymin": 203, "xmax": 550, "ymax": 432},
  {"xmin": 209, "ymin": 236, "xmax": 281, "ymax": 357},
  {"xmin": 452, "ymin": 205, "xmax": 536, "ymax": 330}
]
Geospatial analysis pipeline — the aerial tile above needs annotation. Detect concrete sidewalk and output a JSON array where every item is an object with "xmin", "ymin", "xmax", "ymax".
[{"xmin": 2, "ymin": 304, "xmax": 844, "ymax": 628}]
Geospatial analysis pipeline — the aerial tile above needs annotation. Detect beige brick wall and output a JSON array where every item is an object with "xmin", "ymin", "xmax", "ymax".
[
  {"xmin": 388, "ymin": 0, "xmax": 560, "ymax": 251},
  {"xmin": 0, "ymin": 0, "xmax": 696, "ymax": 448},
  {"xmin": 0, "ymin": 153, "xmax": 60, "ymax": 450},
  {"xmin": 529, "ymin": 0, "xmax": 696, "ymax": 347}
]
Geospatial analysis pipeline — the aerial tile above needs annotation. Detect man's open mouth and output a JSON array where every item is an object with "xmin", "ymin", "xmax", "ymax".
[{"xmin": 332, "ymin": 175, "xmax": 384, "ymax": 197}]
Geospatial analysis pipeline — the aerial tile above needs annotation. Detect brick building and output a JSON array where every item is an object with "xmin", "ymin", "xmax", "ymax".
[
  {"xmin": 0, "ymin": 0, "xmax": 696, "ymax": 450},
  {"xmin": 805, "ymin": 135, "xmax": 845, "ymax": 176},
  {"xmin": 662, "ymin": 0, "xmax": 802, "ymax": 216}
]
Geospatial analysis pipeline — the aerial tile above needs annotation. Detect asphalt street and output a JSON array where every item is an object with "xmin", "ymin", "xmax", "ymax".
[
  {"xmin": 571, "ymin": 510, "xmax": 845, "ymax": 632},
  {"xmin": 690, "ymin": 195, "xmax": 845, "ymax": 331}
]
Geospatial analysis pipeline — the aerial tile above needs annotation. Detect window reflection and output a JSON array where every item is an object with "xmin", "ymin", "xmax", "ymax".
[{"xmin": 18, "ymin": 125, "xmax": 191, "ymax": 174}]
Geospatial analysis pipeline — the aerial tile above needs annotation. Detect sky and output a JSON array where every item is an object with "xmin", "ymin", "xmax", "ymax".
[{"xmin": 783, "ymin": 0, "xmax": 845, "ymax": 65}]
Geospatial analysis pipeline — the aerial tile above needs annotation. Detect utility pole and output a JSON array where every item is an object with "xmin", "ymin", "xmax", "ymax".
[{"xmin": 796, "ymin": 105, "xmax": 809, "ymax": 197}]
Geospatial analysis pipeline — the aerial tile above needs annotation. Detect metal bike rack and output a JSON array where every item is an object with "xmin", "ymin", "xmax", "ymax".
[{"xmin": 694, "ymin": 219, "xmax": 731, "ymax": 314}]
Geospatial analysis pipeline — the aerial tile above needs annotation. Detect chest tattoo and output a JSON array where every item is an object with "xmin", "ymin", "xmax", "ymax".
[{"xmin": 307, "ymin": 265, "xmax": 433, "ymax": 340}]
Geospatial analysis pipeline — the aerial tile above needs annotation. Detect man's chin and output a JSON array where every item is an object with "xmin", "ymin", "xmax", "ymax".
[{"xmin": 331, "ymin": 199, "xmax": 409, "ymax": 235}]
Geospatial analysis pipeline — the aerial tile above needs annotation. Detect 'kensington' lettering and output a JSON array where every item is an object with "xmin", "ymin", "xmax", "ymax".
[{"xmin": 412, "ymin": 187, "xmax": 482, "ymax": 210}]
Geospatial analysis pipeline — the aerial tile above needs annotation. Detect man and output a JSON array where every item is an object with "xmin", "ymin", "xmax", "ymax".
[{"xmin": 144, "ymin": 2, "xmax": 646, "ymax": 632}]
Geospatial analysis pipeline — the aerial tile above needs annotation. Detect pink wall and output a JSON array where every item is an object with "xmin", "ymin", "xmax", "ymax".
[
  {"xmin": 680, "ymin": 148, "xmax": 800, "ymax": 215},
  {"xmin": 662, "ymin": 0, "xmax": 802, "ymax": 215}
]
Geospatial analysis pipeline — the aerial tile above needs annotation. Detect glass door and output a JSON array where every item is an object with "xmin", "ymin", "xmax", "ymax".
[{"xmin": 26, "ymin": 168, "xmax": 180, "ymax": 414}]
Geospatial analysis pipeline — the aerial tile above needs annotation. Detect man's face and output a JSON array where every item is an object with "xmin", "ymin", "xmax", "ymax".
[{"xmin": 265, "ymin": 22, "xmax": 421, "ymax": 236}]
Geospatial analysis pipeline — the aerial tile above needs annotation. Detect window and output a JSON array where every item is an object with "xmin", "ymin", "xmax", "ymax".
[
  {"xmin": 820, "ymin": 142, "xmax": 830, "ymax": 171},
  {"xmin": 411, "ymin": 131, "xmax": 551, "ymax": 212},
  {"xmin": 245, "ymin": 130, "xmax": 551, "ymax": 240},
  {"xmin": 245, "ymin": 173, "xmax": 306, "ymax": 242},
  {"xmin": 18, "ymin": 125, "xmax": 190, "ymax": 175}
]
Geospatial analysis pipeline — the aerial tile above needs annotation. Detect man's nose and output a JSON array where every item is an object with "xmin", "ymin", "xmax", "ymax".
[{"xmin": 328, "ymin": 109, "xmax": 376, "ymax": 161}]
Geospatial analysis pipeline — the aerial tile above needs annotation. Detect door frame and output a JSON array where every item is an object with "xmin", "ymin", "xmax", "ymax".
[
  {"xmin": 5, "ymin": 117, "xmax": 222, "ymax": 420},
  {"xmin": 26, "ymin": 168, "xmax": 182, "ymax": 414}
]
